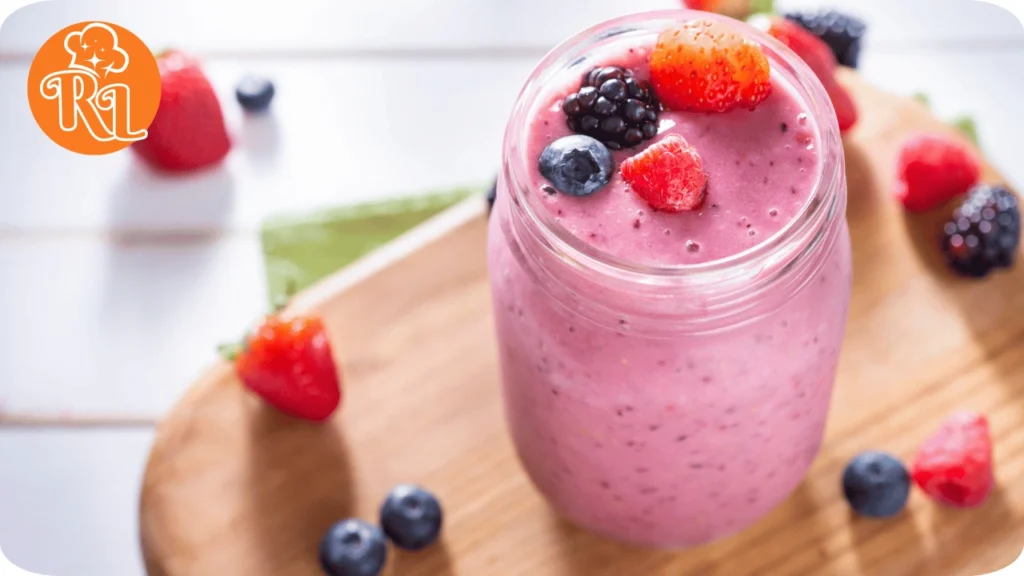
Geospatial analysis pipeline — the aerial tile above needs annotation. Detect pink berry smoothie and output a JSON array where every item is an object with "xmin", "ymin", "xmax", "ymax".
[{"xmin": 488, "ymin": 13, "xmax": 851, "ymax": 548}]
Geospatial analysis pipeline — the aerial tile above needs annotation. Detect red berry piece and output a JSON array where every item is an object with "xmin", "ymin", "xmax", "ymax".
[
  {"xmin": 895, "ymin": 133, "xmax": 981, "ymax": 212},
  {"xmin": 621, "ymin": 135, "xmax": 708, "ymax": 213},
  {"xmin": 650, "ymin": 19, "xmax": 772, "ymax": 113},
  {"xmin": 229, "ymin": 313, "xmax": 342, "ymax": 422},
  {"xmin": 911, "ymin": 412, "xmax": 994, "ymax": 508},
  {"xmin": 132, "ymin": 50, "xmax": 231, "ymax": 172},
  {"xmin": 755, "ymin": 16, "xmax": 859, "ymax": 133}
]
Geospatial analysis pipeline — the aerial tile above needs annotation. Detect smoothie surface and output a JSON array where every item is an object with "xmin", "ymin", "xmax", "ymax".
[{"xmin": 526, "ymin": 41, "xmax": 821, "ymax": 266}]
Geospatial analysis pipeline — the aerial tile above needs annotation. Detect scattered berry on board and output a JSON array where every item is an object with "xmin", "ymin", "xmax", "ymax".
[
  {"xmin": 784, "ymin": 10, "xmax": 866, "ymax": 69},
  {"xmin": 941, "ymin": 185, "xmax": 1020, "ymax": 278},
  {"xmin": 753, "ymin": 16, "xmax": 858, "ymax": 133},
  {"xmin": 564, "ymin": 66, "xmax": 661, "ymax": 150},
  {"xmin": 379, "ymin": 485, "xmax": 444, "ymax": 551},
  {"xmin": 319, "ymin": 519, "xmax": 388, "ymax": 576},
  {"xmin": 650, "ymin": 19, "xmax": 772, "ymax": 113},
  {"xmin": 912, "ymin": 412, "xmax": 994, "ymax": 508},
  {"xmin": 235, "ymin": 75, "xmax": 276, "ymax": 113},
  {"xmin": 131, "ymin": 50, "xmax": 231, "ymax": 171},
  {"xmin": 841, "ymin": 451, "xmax": 911, "ymax": 518},
  {"xmin": 621, "ymin": 135, "xmax": 708, "ymax": 213},
  {"xmin": 538, "ymin": 135, "xmax": 615, "ymax": 197},
  {"xmin": 895, "ymin": 133, "xmax": 981, "ymax": 213},
  {"xmin": 222, "ymin": 312, "xmax": 342, "ymax": 422}
]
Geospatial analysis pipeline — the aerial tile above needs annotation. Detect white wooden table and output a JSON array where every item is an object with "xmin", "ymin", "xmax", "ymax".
[{"xmin": 0, "ymin": 1, "xmax": 1021, "ymax": 574}]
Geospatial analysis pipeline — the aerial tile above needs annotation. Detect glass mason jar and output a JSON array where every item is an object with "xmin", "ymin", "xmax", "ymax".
[{"xmin": 487, "ymin": 11, "xmax": 851, "ymax": 548}]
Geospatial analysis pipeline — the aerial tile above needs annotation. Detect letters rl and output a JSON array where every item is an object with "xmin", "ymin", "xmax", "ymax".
[{"xmin": 40, "ymin": 69, "xmax": 149, "ymax": 142}]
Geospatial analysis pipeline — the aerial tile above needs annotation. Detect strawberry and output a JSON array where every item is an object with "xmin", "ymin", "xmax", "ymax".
[
  {"xmin": 911, "ymin": 412, "xmax": 994, "ymax": 508},
  {"xmin": 621, "ymin": 135, "xmax": 708, "ymax": 212},
  {"xmin": 132, "ymin": 50, "xmax": 231, "ymax": 171},
  {"xmin": 649, "ymin": 19, "xmax": 772, "ymax": 113},
  {"xmin": 895, "ymin": 133, "xmax": 981, "ymax": 212},
  {"xmin": 224, "ymin": 313, "xmax": 342, "ymax": 422},
  {"xmin": 754, "ymin": 16, "xmax": 858, "ymax": 132}
]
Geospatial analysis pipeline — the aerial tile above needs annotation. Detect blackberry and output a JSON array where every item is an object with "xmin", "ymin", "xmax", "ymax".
[
  {"xmin": 941, "ymin": 185, "xmax": 1020, "ymax": 278},
  {"xmin": 785, "ymin": 10, "xmax": 866, "ymax": 69},
  {"xmin": 563, "ymin": 66, "xmax": 660, "ymax": 151}
]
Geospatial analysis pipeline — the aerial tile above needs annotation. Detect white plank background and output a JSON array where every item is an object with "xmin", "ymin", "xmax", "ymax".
[{"xmin": 0, "ymin": 1, "xmax": 1022, "ymax": 575}]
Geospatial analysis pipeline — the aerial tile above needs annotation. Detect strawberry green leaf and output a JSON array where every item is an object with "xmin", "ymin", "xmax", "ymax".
[{"xmin": 951, "ymin": 115, "xmax": 979, "ymax": 148}]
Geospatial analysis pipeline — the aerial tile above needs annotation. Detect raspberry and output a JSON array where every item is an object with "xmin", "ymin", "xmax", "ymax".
[
  {"xmin": 757, "ymin": 16, "xmax": 858, "ymax": 133},
  {"xmin": 895, "ymin": 133, "xmax": 981, "ymax": 212},
  {"xmin": 649, "ymin": 19, "xmax": 772, "ymax": 113},
  {"xmin": 563, "ymin": 66, "xmax": 661, "ymax": 150},
  {"xmin": 784, "ymin": 10, "xmax": 866, "ymax": 69},
  {"xmin": 941, "ymin": 185, "xmax": 1020, "ymax": 278},
  {"xmin": 621, "ymin": 135, "xmax": 707, "ymax": 212},
  {"xmin": 911, "ymin": 412, "xmax": 994, "ymax": 508}
]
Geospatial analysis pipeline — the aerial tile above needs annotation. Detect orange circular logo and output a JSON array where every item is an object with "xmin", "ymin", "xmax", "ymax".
[{"xmin": 27, "ymin": 21, "xmax": 160, "ymax": 155}]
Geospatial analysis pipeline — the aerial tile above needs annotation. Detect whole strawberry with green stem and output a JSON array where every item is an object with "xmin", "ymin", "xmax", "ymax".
[
  {"xmin": 132, "ymin": 50, "xmax": 231, "ymax": 171},
  {"xmin": 220, "ymin": 293, "xmax": 342, "ymax": 422}
]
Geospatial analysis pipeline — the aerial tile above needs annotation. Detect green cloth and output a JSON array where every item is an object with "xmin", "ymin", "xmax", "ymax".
[{"xmin": 260, "ymin": 187, "xmax": 481, "ymax": 307}]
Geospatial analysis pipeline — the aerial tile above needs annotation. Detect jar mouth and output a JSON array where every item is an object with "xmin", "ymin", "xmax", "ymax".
[{"xmin": 502, "ymin": 9, "xmax": 844, "ymax": 287}]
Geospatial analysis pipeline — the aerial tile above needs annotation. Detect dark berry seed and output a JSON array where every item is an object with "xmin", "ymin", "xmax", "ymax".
[
  {"xmin": 595, "ymin": 66, "xmax": 624, "ymax": 84},
  {"xmin": 642, "ymin": 122, "xmax": 658, "ymax": 139},
  {"xmin": 623, "ymin": 128, "xmax": 644, "ymax": 146},
  {"xmin": 599, "ymin": 79, "xmax": 627, "ymax": 102},
  {"xmin": 563, "ymin": 93, "xmax": 581, "ymax": 115},
  {"xmin": 601, "ymin": 116, "xmax": 626, "ymax": 135},
  {"xmin": 578, "ymin": 86, "xmax": 599, "ymax": 109},
  {"xmin": 624, "ymin": 99, "xmax": 647, "ymax": 123},
  {"xmin": 580, "ymin": 115, "xmax": 600, "ymax": 132},
  {"xmin": 593, "ymin": 97, "xmax": 617, "ymax": 117}
]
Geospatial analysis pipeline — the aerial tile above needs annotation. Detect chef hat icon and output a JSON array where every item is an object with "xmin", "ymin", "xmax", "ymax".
[{"xmin": 63, "ymin": 22, "xmax": 129, "ymax": 77}]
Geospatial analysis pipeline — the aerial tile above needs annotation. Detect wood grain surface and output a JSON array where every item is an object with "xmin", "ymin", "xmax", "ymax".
[{"xmin": 139, "ymin": 70, "xmax": 1024, "ymax": 576}]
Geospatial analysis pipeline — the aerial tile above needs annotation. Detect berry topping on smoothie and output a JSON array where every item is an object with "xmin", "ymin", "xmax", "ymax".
[
  {"xmin": 621, "ymin": 135, "xmax": 708, "ymax": 212},
  {"xmin": 564, "ymin": 66, "xmax": 661, "ymax": 150},
  {"xmin": 538, "ymin": 135, "xmax": 615, "ymax": 197},
  {"xmin": 756, "ymin": 16, "xmax": 858, "ymax": 132},
  {"xmin": 650, "ymin": 19, "xmax": 772, "ymax": 113}
]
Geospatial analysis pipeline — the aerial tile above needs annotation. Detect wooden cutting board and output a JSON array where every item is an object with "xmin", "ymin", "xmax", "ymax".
[{"xmin": 139, "ymin": 70, "xmax": 1024, "ymax": 576}]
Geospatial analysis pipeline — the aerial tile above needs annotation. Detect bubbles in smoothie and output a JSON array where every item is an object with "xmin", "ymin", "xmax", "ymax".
[
  {"xmin": 686, "ymin": 240, "xmax": 700, "ymax": 253},
  {"xmin": 663, "ymin": 229, "xmax": 672, "ymax": 236},
  {"xmin": 748, "ymin": 229, "xmax": 757, "ymax": 237},
  {"xmin": 798, "ymin": 113, "xmax": 809, "ymax": 126}
]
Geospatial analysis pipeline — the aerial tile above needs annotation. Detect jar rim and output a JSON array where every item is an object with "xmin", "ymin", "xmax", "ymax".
[{"xmin": 502, "ymin": 9, "xmax": 845, "ymax": 288}]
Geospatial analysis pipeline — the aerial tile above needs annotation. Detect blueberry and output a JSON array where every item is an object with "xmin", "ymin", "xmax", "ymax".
[
  {"xmin": 235, "ymin": 75, "xmax": 275, "ymax": 113},
  {"xmin": 538, "ymin": 135, "xmax": 614, "ymax": 197},
  {"xmin": 379, "ymin": 484, "xmax": 443, "ymax": 551},
  {"xmin": 318, "ymin": 519, "xmax": 388, "ymax": 576},
  {"xmin": 841, "ymin": 451, "xmax": 910, "ymax": 518}
]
